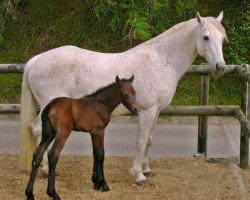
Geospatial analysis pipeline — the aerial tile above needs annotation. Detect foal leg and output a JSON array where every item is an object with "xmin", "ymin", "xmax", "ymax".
[
  {"xmin": 25, "ymin": 131, "xmax": 54, "ymax": 200},
  {"xmin": 47, "ymin": 131, "xmax": 70, "ymax": 200},
  {"xmin": 142, "ymin": 110, "xmax": 160, "ymax": 176},
  {"xmin": 91, "ymin": 130, "xmax": 109, "ymax": 191},
  {"xmin": 30, "ymin": 112, "xmax": 49, "ymax": 176},
  {"xmin": 130, "ymin": 106, "xmax": 158, "ymax": 187},
  {"xmin": 91, "ymin": 137, "xmax": 98, "ymax": 186}
]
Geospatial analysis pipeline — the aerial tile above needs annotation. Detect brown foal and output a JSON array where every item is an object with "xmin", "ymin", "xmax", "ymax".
[{"xmin": 25, "ymin": 75, "xmax": 138, "ymax": 200}]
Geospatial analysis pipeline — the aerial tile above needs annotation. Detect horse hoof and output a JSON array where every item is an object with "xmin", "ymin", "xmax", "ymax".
[
  {"xmin": 136, "ymin": 180, "xmax": 150, "ymax": 187},
  {"xmin": 102, "ymin": 184, "xmax": 110, "ymax": 192},
  {"xmin": 143, "ymin": 172, "xmax": 155, "ymax": 177}
]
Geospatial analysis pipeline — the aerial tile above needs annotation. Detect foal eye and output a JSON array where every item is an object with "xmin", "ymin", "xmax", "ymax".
[
  {"xmin": 203, "ymin": 36, "xmax": 209, "ymax": 41},
  {"xmin": 123, "ymin": 93, "xmax": 129, "ymax": 99}
]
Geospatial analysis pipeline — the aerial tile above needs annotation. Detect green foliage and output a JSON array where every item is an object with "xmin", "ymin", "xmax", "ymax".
[
  {"xmin": 221, "ymin": 0, "xmax": 250, "ymax": 64},
  {"xmin": 0, "ymin": 73, "xmax": 22, "ymax": 103},
  {"xmin": 0, "ymin": 0, "xmax": 20, "ymax": 45},
  {"xmin": 93, "ymin": 0, "xmax": 198, "ymax": 42},
  {"xmin": 171, "ymin": 74, "xmax": 199, "ymax": 106},
  {"xmin": 0, "ymin": 0, "xmax": 248, "ymax": 105}
]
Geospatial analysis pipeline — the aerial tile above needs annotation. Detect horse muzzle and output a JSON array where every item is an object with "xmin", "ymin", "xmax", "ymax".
[{"xmin": 213, "ymin": 62, "xmax": 226, "ymax": 75}]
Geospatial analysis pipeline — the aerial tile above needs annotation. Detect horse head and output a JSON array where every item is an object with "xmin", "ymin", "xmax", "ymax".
[{"xmin": 196, "ymin": 11, "xmax": 228, "ymax": 74}]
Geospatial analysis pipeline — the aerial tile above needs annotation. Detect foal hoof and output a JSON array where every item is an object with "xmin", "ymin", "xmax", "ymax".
[
  {"xmin": 102, "ymin": 184, "xmax": 110, "ymax": 192},
  {"xmin": 136, "ymin": 179, "xmax": 150, "ymax": 187},
  {"xmin": 94, "ymin": 184, "xmax": 101, "ymax": 190},
  {"xmin": 25, "ymin": 188, "xmax": 35, "ymax": 200},
  {"xmin": 25, "ymin": 193, "xmax": 35, "ymax": 200},
  {"xmin": 53, "ymin": 195, "xmax": 60, "ymax": 200}
]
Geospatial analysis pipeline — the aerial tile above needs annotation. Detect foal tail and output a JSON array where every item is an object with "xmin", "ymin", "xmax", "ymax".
[
  {"xmin": 19, "ymin": 56, "xmax": 39, "ymax": 172},
  {"xmin": 41, "ymin": 104, "xmax": 54, "ymax": 139}
]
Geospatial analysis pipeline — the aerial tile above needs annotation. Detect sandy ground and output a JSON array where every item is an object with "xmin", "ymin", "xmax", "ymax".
[{"xmin": 0, "ymin": 154, "xmax": 249, "ymax": 200}]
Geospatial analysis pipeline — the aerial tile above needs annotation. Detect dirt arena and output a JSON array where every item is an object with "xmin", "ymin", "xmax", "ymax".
[{"xmin": 1, "ymin": 154, "xmax": 250, "ymax": 200}]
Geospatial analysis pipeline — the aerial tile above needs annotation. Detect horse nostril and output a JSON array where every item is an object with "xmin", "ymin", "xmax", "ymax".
[
  {"xmin": 215, "ymin": 63, "xmax": 225, "ymax": 73},
  {"xmin": 216, "ymin": 63, "xmax": 219, "ymax": 71}
]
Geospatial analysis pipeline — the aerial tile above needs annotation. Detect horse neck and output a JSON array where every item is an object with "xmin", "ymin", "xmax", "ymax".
[
  {"xmin": 146, "ymin": 18, "xmax": 199, "ymax": 79},
  {"xmin": 95, "ymin": 85, "xmax": 121, "ymax": 113}
]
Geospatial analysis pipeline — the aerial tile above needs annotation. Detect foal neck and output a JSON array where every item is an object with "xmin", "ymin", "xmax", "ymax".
[{"xmin": 93, "ymin": 84, "xmax": 121, "ymax": 113}]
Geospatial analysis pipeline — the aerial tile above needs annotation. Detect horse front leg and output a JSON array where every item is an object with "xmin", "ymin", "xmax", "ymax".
[
  {"xmin": 142, "ymin": 110, "xmax": 160, "ymax": 176},
  {"xmin": 91, "ymin": 131, "xmax": 110, "ymax": 191},
  {"xmin": 130, "ymin": 106, "xmax": 158, "ymax": 187},
  {"xmin": 30, "ymin": 113, "xmax": 49, "ymax": 177}
]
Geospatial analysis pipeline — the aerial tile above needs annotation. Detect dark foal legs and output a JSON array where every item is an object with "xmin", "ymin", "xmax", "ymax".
[
  {"xmin": 91, "ymin": 132, "xmax": 110, "ymax": 191},
  {"xmin": 25, "ymin": 134, "xmax": 54, "ymax": 200},
  {"xmin": 91, "ymin": 147, "xmax": 98, "ymax": 186},
  {"xmin": 47, "ymin": 134, "xmax": 69, "ymax": 200}
]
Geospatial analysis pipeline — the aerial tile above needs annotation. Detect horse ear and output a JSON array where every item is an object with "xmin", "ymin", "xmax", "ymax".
[
  {"xmin": 196, "ymin": 12, "xmax": 204, "ymax": 24},
  {"xmin": 216, "ymin": 11, "xmax": 223, "ymax": 23},
  {"xmin": 128, "ymin": 74, "xmax": 134, "ymax": 83}
]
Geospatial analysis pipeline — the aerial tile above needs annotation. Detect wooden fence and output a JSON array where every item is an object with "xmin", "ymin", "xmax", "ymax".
[{"xmin": 0, "ymin": 64, "xmax": 250, "ymax": 169}]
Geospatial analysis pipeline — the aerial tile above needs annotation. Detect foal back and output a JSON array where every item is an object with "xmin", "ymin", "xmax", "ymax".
[{"xmin": 43, "ymin": 97, "xmax": 111, "ymax": 134}]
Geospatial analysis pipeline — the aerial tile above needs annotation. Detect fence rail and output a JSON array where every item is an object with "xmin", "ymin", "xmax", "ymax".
[{"xmin": 0, "ymin": 64, "xmax": 249, "ymax": 169}]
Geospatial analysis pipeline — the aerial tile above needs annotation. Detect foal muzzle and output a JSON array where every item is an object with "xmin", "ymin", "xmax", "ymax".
[{"xmin": 131, "ymin": 105, "xmax": 139, "ymax": 115}]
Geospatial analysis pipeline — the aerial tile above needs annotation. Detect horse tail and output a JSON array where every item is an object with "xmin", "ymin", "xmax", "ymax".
[{"xmin": 19, "ymin": 55, "xmax": 39, "ymax": 172}]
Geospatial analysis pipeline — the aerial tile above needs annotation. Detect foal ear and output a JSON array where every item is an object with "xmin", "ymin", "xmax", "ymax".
[
  {"xmin": 196, "ymin": 12, "xmax": 204, "ymax": 24},
  {"xmin": 116, "ymin": 75, "xmax": 121, "ymax": 85},
  {"xmin": 128, "ymin": 74, "xmax": 134, "ymax": 83},
  {"xmin": 216, "ymin": 11, "xmax": 223, "ymax": 23}
]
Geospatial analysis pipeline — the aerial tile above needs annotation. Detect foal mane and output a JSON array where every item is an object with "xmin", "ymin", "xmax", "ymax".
[{"xmin": 87, "ymin": 78, "xmax": 131, "ymax": 98}]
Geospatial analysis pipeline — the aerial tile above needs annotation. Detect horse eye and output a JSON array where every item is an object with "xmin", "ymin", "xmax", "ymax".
[{"xmin": 203, "ymin": 36, "xmax": 209, "ymax": 41}]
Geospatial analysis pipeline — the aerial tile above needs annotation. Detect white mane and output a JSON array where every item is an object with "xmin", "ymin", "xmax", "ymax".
[{"xmin": 202, "ymin": 17, "xmax": 228, "ymax": 42}]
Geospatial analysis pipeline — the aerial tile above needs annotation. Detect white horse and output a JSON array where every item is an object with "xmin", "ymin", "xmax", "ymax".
[{"xmin": 20, "ymin": 12, "xmax": 228, "ymax": 186}]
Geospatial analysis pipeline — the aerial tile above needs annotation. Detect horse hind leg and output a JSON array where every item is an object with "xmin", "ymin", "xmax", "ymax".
[{"xmin": 30, "ymin": 112, "xmax": 49, "ymax": 177}]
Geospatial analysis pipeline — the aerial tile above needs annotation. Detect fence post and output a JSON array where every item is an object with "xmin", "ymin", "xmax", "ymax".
[
  {"xmin": 240, "ymin": 64, "xmax": 249, "ymax": 169},
  {"xmin": 197, "ymin": 74, "xmax": 209, "ymax": 156}
]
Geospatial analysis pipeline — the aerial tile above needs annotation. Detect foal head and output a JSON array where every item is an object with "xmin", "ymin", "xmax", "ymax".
[{"xmin": 116, "ymin": 75, "xmax": 139, "ymax": 115}]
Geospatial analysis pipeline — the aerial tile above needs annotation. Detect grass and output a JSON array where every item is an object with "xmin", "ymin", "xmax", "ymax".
[
  {"xmin": 0, "ymin": 0, "xmax": 245, "ymax": 106},
  {"xmin": 0, "ymin": 73, "xmax": 22, "ymax": 103}
]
